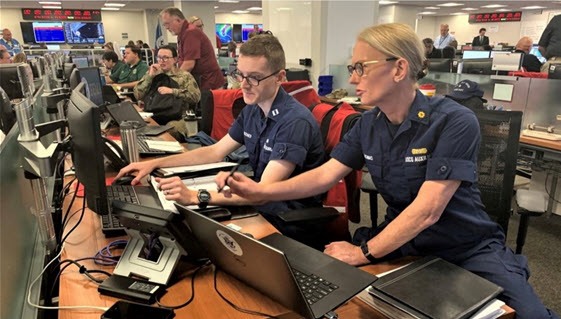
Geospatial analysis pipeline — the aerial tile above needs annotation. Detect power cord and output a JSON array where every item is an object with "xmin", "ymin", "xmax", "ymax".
[
  {"xmin": 213, "ymin": 266, "xmax": 279, "ymax": 319},
  {"xmin": 155, "ymin": 261, "xmax": 210, "ymax": 309},
  {"xmin": 58, "ymin": 187, "xmax": 86, "ymax": 250}
]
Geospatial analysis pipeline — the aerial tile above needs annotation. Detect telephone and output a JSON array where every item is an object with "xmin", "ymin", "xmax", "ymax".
[{"xmin": 102, "ymin": 137, "xmax": 129, "ymax": 171}]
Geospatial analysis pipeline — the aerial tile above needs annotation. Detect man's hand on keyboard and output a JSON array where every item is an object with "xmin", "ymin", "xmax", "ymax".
[
  {"xmin": 116, "ymin": 160, "xmax": 158, "ymax": 186},
  {"xmin": 156, "ymin": 176, "xmax": 198, "ymax": 205}
]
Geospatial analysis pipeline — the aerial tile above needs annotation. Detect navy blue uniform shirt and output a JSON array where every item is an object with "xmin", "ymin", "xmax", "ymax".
[
  {"xmin": 229, "ymin": 87, "xmax": 325, "ymax": 216},
  {"xmin": 331, "ymin": 90, "xmax": 504, "ymax": 261}
]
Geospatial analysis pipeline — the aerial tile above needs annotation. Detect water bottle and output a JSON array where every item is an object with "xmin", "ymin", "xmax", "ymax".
[
  {"xmin": 185, "ymin": 110, "xmax": 198, "ymax": 136},
  {"xmin": 120, "ymin": 121, "xmax": 140, "ymax": 163}
]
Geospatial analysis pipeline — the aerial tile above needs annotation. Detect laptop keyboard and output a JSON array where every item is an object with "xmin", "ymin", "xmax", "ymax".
[
  {"xmin": 100, "ymin": 185, "xmax": 139, "ymax": 237},
  {"xmin": 137, "ymin": 135, "xmax": 165, "ymax": 155},
  {"xmin": 292, "ymin": 268, "xmax": 339, "ymax": 305}
]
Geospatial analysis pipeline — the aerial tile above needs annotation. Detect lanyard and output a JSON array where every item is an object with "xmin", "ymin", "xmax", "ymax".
[{"xmin": 439, "ymin": 34, "xmax": 449, "ymax": 47}]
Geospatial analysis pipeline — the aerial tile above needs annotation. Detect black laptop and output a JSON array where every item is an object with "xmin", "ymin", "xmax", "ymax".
[
  {"xmin": 175, "ymin": 204, "xmax": 378, "ymax": 319},
  {"xmin": 102, "ymin": 85, "xmax": 122, "ymax": 104},
  {"xmin": 106, "ymin": 101, "xmax": 172, "ymax": 136}
]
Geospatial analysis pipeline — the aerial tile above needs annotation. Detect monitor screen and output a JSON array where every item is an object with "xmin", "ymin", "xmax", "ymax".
[
  {"xmin": 20, "ymin": 22, "xmax": 35, "ymax": 44},
  {"xmin": 77, "ymin": 67, "xmax": 104, "ymax": 106},
  {"xmin": 463, "ymin": 50, "xmax": 490, "ymax": 59},
  {"xmin": 46, "ymin": 44, "xmax": 60, "ymax": 50},
  {"xmin": 32, "ymin": 22, "xmax": 65, "ymax": 43},
  {"xmin": 64, "ymin": 22, "xmax": 105, "ymax": 44},
  {"xmin": 463, "ymin": 59, "xmax": 494, "ymax": 75},
  {"xmin": 489, "ymin": 51, "xmax": 509, "ymax": 58},
  {"xmin": 460, "ymin": 45, "xmax": 472, "ymax": 52},
  {"xmin": 72, "ymin": 57, "xmax": 89, "ymax": 68},
  {"xmin": 215, "ymin": 23, "xmax": 232, "ymax": 43},
  {"xmin": 232, "ymin": 24, "xmax": 242, "ymax": 43},
  {"xmin": 241, "ymin": 24, "xmax": 263, "ymax": 42},
  {"xmin": 529, "ymin": 44, "xmax": 547, "ymax": 64}
]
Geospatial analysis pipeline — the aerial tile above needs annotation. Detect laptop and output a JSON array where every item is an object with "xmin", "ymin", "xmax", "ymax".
[
  {"xmin": 106, "ymin": 101, "xmax": 172, "ymax": 136},
  {"xmin": 176, "ymin": 204, "xmax": 378, "ymax": 319},
  {"xmin": 102, "ymin": 85, "xmax": 122, "ymax": 104}
]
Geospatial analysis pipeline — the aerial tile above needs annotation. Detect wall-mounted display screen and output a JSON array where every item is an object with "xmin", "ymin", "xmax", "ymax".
[
  {"xmin": 22, "ymin": 8, "xmax": 102, "ymax": 21},
  {"xmin": 20, "ymin": 22, "xmax": 35, "ymax": 43},
  {"xmin": 216, "ymin": 23, "xmax": 232, "ymax": 43},
  {"xmin": 64, "ymin": 22, "xmax": 105, "ymax": 44},
  {"xmin": 241, "ymin": 24, "xmax": 263, "ymax": 42},
  {"xmin": 468, "ymin": 11, "xmax": 522, "ymax": 23},
  {"xmin": 32, "ymin": 22, "xmax": 65, "ymax": 43},
  {"xmin": 232, "ymin": 24, "xmax": 242, "ymax": 43}
]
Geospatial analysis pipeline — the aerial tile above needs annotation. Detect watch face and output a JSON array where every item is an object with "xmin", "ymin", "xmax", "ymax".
[{"xmin": 198, "ymin": 190, "xmax": 211, "ymax": 202}]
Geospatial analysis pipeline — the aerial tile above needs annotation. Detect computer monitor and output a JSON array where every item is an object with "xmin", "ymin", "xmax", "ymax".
[
  {"xmin": 462, "ymin": 50, "xmax": 490, "ymax": 59},
  {"xmin": 492, "ymin": 52, "xmax": 522, "ymax": 71},
  {"xmin": 20, "ymin": 22, "xmax": 35, "ymax": 44},
  {"xmin": 72, "ymin": 57, "xmax": 89, "ymax": 68},
  {"xmin": 215, "ymin": 23, "xmax": 232, "ymax": 43},
  {"xmin": 241, "ymin": 24, "xmax": 263, "ymax": 42},
  {"xmin": 64, "ymin": 22, "xmax": 105, "ymax": 44},
  {"xmin": 529, "ymin": 44, "xmax": 547, "ymax": 64},
  {"xmin": 0, "ymin": 64, "xmax": 24, "ymax": 100},
  {"xmin": 77, "ymin": 67, "xmax": 104, "ymax": 106},
  {"xmin": 46, "ymin": 44, "xmax": 60, "ymax": 50},
  {"xmin": 460, "ymin": 45, "xmax": 472, "ymax": 52},
  {"xmin": 63, "ymin": 63, "xmax": 76, "ymax": 83},
  {"xmin": 69, "ymin": 68, "xmax": 81, "ymax": 90},
  {"xmin": 462, "ymin": 59, "xmax": 494, "ymax": 75},
  {"xmin": 232, "ymin": 24, "xmax": 242, "ymax": 43},
  {"xmin": 427, "ymin": 58, "xmax": 452, "ymax": 73},
  {"xmin": 32, "ymin": 22, "xmax": 65, "ymax": 43},
  {"xmin": 548, "ymin": 63, "xmax": 561, "ymax": 80},
  {"xmin": 67, "ymin": 82, "xmax": 109, "ymax": 215}
]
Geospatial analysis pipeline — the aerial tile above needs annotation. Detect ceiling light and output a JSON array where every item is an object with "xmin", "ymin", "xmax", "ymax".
[
  {"xmin": 462, "ymin": 8, "xmax": 478, "ymax": 11},
  {"xmin": 424, "ymin": 7, "xmax": 440, "ymax": 9},
  {"xmin": 495, "ymin": 8, "xmax": 510, "ymax": 12},
  {"xmin": 418, "ymin": 11, "xmax": 436, "ymax": 15},
  {"xmin": 218, "ymin": 0, "xmax": 240, "ymax": 3},
  {"xmin": 232, "ymin": 10, "xmax": 249, "ymax": 14},
  {"xmin": 104, "ymin": 3, "xmax": 126, "ymax": 7},
  {"xmin": 42, "ymin": 5, "xmax": 62, "ymax": 9},
  {"xmin": 276, "ymin": 7, "xmax": 294, "ymax": 11},
  {"xmin": 101, "ymin": 7, "xmax": 120, "ymax": 11},
  {"xmin": 437, "ymin": 3, "xmax": 464, "ymax": 7},
  {"xmin": 451, "ymin": 12, "xmax": 466, "ymax": 15},
  {"xmin": 520, "ymin": 6, "xmax": 546, "ymax": 9},
  {"xmin": 379, "ymin": 1, "xmax": 398, "ymax": 4},
  {"xmin": 481, "ymin": 4, "xmax": 508, "ymax": 8},
  {"xmin": 214, "ymin": 6, "xmax": 219, "ymax": 9},
  {"xmin": 38, "ymin": 1, "xmax": 61, "ymax": 4},
  {"xmin": 247, "ymin": 7, "xmax": 262, "ymax": 11}
]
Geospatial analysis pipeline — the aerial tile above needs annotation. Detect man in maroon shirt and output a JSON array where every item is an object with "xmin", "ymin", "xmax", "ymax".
[{"xmin": 161, "ymin": 7, "xmax": 225, "ymax": 90}]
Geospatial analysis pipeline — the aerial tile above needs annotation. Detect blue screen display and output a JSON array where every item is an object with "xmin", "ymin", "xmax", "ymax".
[
  {"xmin": 241, "ymin": 24, "xmax": 263, "ymax": 42},
  {"xmin": 32, "ymin": 22, "xmax": 65, "ymax": 43},
  {"xmin": 215, "ymin": 24, "xmax": 232, "ymax": 43}
]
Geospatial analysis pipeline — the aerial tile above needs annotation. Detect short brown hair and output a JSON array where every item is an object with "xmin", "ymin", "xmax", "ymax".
[
  {"xmin": 239, "ymin": 34, "xmax": 285, "ymax": 72},
  {"xmin": 161, "ymin": 7, "xmax": 185, "ymax": 20}
]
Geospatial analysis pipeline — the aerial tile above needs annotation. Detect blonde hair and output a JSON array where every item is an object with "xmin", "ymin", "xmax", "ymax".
[
  {"xmin": 188, "ymin": 16, "xmax": 201, "ymax": 24},
  {"xmin": 12, "ymin": 52, "xmax": 27, "ymax": 63},
  {"xmin": 357, "ymin": 23, "xmax": 425, "ymax": 81}
]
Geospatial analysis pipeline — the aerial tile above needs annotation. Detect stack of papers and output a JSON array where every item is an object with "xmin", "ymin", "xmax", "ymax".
[
  {"xmin": 138, "ymin": 112, "xmax": 153, "ymax": 120},
  {"xmin": 145, "ymin": 140, "xmax": 184, "ymax": 153}
]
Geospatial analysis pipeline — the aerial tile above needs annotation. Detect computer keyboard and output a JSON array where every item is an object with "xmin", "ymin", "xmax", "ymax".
[
  {"xmin": 292, "ymin": 268, "xmax": 339, "ymax": 305},
  {"xmin": 101, "ymin": 185, "xmax": 139, "ymax": 237},
  {"xmin": 137, "ymin": 135, "xmax": 166, "ymax": 155},
  {"xmin": 522, "ymin": 129, "xmax": 561, "ymax": 141}
]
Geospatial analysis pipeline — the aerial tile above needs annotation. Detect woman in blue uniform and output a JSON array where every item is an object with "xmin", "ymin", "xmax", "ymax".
[{"xmin": 219, "ymin": 23, "xmax": 558, "ymax": 319}]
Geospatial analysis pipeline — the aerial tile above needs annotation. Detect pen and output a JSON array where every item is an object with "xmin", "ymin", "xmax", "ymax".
[{"xmin": 217, "ymin": 159, "xmax": 244, "ymax": 193}]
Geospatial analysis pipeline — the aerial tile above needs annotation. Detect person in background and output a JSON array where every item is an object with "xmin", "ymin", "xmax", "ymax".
[
  {"xmin": 227, "ymin": 41, "xmax": 237, "ymax": 57},
  {"xmin": 248, "ymin": 24, "xmax": 261, "ymax": 39},
  {"xmin": 0, "ymin": 49, "xmax": 11, "ymax": 64},
  {"xmin": 102, "ymin": 51, "xmax": 127, "ymax": 84},
  {"xmin": 12, "ymin": 52, "xmax": 27, "ymax": 63},
  {"xmin": 423, "ymin": 38, "xmax": 442, "ymax": 59},
  {"xmin": 515, "ymin": 36, "xmax": 543, "ymax": 72},
  {"xmin": 442, "ymin": 45, "xmax": 456, "ymax": 59},
  {"xmin": 538, "ymin": 14, "xmax": 561, "ymax": 73},
  {"xmin": 136, "ymin": 40, "xmax": 144, "ymax": 48},
  {"xmin": 161, "ymin": 8, "xmax": 224, "ymax": 90},
  {"xmin": 127, "ymin": 40, "xmax": 135, "ymax": 47},
  {"xmin": 222, "ymin": 23, "xmax": 559, "ymax": 319},
  {"xmin": 434, "ymin": 24, "xmax": 455, "ymax": 50},
  {"xmin": 117, "ymin": 34, "xmax": 328, "ymax": 249},
  {"xmin": 108, "ymin": 45, "xmax": 148, "ymax": 89},
  {"xmin": 188, "ymin": 16, "xmax": 222, "ymax": 51},
  {"xmin": 472, "ymin": 28, "xmax": 489, "ymax": 47},
  {"xmin": 0, "ymin": 29, "xmax": 22, "ymax": 56}
]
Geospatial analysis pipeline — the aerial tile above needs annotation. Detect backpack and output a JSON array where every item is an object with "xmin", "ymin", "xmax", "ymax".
[{"xmin": 143, "ymin": 73, "xmax": 185, "ymax": 125}]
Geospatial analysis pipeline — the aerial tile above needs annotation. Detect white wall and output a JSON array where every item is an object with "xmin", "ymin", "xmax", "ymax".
[
  {"xmin": 215, "ymin": 13, "xmax": 262, "ymax": 25},
  {"xmin": 0, "ymin": 9, "xmax": 24, "ymax": 43}
]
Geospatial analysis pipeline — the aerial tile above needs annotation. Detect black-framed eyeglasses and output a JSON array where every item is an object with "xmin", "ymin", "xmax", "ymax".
[
  {"xmin": 347, "ymin": 57, "xmax": 398, "ymax": 77},
  {"xmin": 230, "ymin": 69, "xmax": 281, "ymax": 87},
  {"xmin": 156, "ymin": 56, "xmax": 173, "ymax": 61}
]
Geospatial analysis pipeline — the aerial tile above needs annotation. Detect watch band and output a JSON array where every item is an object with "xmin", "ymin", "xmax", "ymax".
[{"xmin": 360, "ymin": 241, "xmax": 377, "ymax": 263}]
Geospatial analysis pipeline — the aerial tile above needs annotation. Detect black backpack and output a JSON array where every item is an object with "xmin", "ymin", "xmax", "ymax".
[{"xmin": 143, "ymin": 73, "xmax": 184, "ymax": 125}]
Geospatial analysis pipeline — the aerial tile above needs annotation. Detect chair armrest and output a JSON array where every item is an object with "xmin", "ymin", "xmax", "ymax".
[
  {"xmin": 515, "ymin": 189, "xmax": 547, "ymax": 216},
  {"xmin": 277, "ymin": 207, "xmax": 340, "ymax": 224},
  {"xmin": 360, "ymin": 171, "xmax": 378, "ymax": 193}
]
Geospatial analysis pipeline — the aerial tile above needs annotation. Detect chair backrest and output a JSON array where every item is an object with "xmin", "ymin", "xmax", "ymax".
[
  {"xmin": 473, "ymin": 110, "xmax": 522, "ymax": 235},
  {"xmin": 281, "ymin": 80, "xmax": 320, "ymax": 107}
]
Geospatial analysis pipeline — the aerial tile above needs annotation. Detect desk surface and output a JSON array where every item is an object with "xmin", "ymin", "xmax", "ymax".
[{"xmin": 520, "ymin": 135, "xmax": 561, "ymax": 152}]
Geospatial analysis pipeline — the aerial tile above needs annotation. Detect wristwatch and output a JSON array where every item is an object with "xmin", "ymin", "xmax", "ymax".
[
  {"xmin": 197, "ymin": 189, "xmax": 211, "ymax": 209},
  {"xmin": 360, "ymin": 241, "xmax": 377, "ymax": 263}
]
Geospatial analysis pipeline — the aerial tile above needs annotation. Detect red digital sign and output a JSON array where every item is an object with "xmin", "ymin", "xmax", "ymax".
[
  {"xmin": 22, "ymin": 8, "xmax": 102, "ymax": 21},
  {"xmin": 469, "ymin": 11, "xmax": 522, "ymax": 23}
]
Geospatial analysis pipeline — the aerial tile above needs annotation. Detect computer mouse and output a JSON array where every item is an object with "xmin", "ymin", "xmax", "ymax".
[{"xmin": 112, "ymin": 175, "xmax": 135, "ymax": 186}]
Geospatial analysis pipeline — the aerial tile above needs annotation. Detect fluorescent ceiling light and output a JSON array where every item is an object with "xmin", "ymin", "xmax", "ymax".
[
  {"xmin": 424, "ymin": 7, "xmax": 440, "ymax": 9},
  {"xmin": 462, "ymin": 8, "xmax": 478, "ymax": 11},
  {"xmin": 42, "ymin": 5, "xmax": 62, "ymax": 9},
  {"xmin": 451, "ymin": 12, "xmax": 466, "ymax": 15},
  {"xmin": 481, "ymin": 4, "xmax": 508, "ymax": 8},
  {"xmin": 276, "ymin": 7, "xmax": 294, "ymax": 11},
  {"xmin": 218, "ymin": 0, "xmax": 240, "ymax": 3},
  {"xmin": 214, "ymin": 6, "xmax": 219, "ymax": 9},
  {"xmin": 232, "ymin": 10, "xmax": 249, "ymax": 14},
  {"xmin": 38, "ymin": 1, "xmax": 61, "ymax": 4},
  {"xmin": 419, "ymin": 11, "xmax": 436, "ymax": 14},
  {"xmin": 104, "ymin": 3, "xmax": 126, "ymax": 7},
  {"xmin": 101, "ymin": 7, "xmax": 120, "ymax": 10},
  {"xmin": 437, "ymin": 3, "xmax": 464, "ymax": 7},
  {"xmin": 379, "ymin": 1, "xmax": 398, "ymax": 4},
  {"xmin": 247, "ymin": 7, "xmax": 262, "ymax": 11},
  {"xmin": 495, "ymin": 9, "xmax": 510, "ymax": 12},
  {"xmin": 520, "ymin": 6, "xmax": 546, "ymax": 9}
]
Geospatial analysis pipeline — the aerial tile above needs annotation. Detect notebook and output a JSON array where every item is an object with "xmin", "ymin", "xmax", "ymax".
[
  {"xmin": 176, "ymin": 204, "xmax": 377, "ymax": 319},
  {"xmin": 106, "ymin": 101, "xmax": 172, "ymax": 136}
]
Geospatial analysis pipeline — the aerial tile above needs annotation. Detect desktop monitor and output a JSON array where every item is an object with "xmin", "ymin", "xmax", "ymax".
[
  {"xmin": 63, "ymin": 63, "xmax": 76, "ymax": 83},
  {"xmin": 46, "ymin": 44, "xmax": 60, "ymax": 51},
  {"xmin": 69, "ymin": 68, "xmax": 81, "ymax": 90},
  {"xmin": 548, "ymin": 63, "xmax": 561, "ymax": 80},
  {"xmin": 489, "ymin": 51, "xmax": 509, "ymax": 58},
  {"xmin": 491, "ymin": 52, "xmax": 522, "ymax": 71},
  {"xmin": 64, "ymin": 22, "xmax": 106, "ymax": 44},
  {"xmin": 460, "ymin": 45, "xmax": 472, "ymax": 52},
  {"xmin": 462, "ymin": 59, "xmax": 494, "ymax": 75},
  {"xmin": 529, "ymin": 44, "xmax": 547, "ymax": 64},
  {"xmin": 72, "ymin": 57, "xmax": 89, "ymax": 68},
  {"xmin": 232, "ymin": 24, "xmax": 242, "ymax": 43},
  {"xmin": 67, "ymin": 82, "xmax": 109, "ymax": 215},
  {"xmin": 0, "ymin": 64, "xmax": 24, "ymax": 100},
  {"xmin": 241, "ymin": 24, "xmax": 263, "ymax": 42},
  {"xmin": 427, "ymin": 58, "xmax": 452, "ymax": 73},
  {"xmin": 32, "ymin": 22, "xmax": 65, "ymax": 43},
  {"xmin": 215, "ymin": 23, "xmax": 232, "ymax": 43},
  {"xmin": 20, "ymin": 22, "xmax": 35, "ymax": 44},
  {"xmin": 462, "ymin": 50, "xmax": 490, "ymax": 59},
  {"xmin": 77, "ymin": 67, "xmax": 104, "ymax": 106}
]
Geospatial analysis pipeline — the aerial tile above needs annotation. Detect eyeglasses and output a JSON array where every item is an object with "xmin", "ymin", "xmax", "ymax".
[
  {"xmin": 157, "ymin": 56, "xmax": 173, "ymax": 61},
  {"xmin": 230, "ymin": 69, "xmax": 280, "ymax": 87},
  {"xmin": 347, "ymin": 57, "xmax": 398, "ymax": 77}
]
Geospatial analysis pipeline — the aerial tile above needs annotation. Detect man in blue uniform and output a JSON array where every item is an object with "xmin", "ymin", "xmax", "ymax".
[
  {"xmin": 223, "ymin": 23, "xmax": 558, "ymax": 319},
  {"xmin": 0, "ymin": 29, "xmax": 22, "ymax": 56},
  {"xmin": 116, "ymin": 34, "xmax": 326, "ymax": 248}
]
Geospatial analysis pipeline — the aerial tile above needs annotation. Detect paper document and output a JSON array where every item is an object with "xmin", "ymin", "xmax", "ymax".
[
  {"xmin": 138, "ymin": 112, "xmax": 153, "ymax": 120},
  {"xmin": 145, "ymin": 140, "xmax": 183, "ymax": 152},
  {"xmin": 338, "ymin": 96, "xmax": 361, "ymax": 105},
  {"xmin": 159, "ymin": 162, "xmax": 237, "ymax": 177},
  {"xmin": 150, "ymin": 175, "xmax": 218, "ymax": 213}
]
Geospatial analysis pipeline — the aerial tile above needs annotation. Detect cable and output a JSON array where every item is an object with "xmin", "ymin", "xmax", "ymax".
[
  {"xmin": 50, "ymin": 256, "xmax": 115, "ymax": 297},
  {"xmin": 58, "ymin": 179, "xmax": 79, "ymax": 243},
  {"xmin": 94, "ymin": 239, "xmax": 127, "ymax": 266},
  {"xmin": 545, "ymin": 170, "xmax": 561, "ymax": 205},
  {"xmin": 155, "ymin": 262, "xmax": 209, "ymax": 309},
  {"xmin": 27, "ymin": 244, "xmax": 109, "ymax": 312},
  {"xmin": 59, "ymin": 188, "xmax": 85, "ymax": 248},
  {"xmin": 213, "ymin": 266, "xmax": 279, "ymax": 319}
]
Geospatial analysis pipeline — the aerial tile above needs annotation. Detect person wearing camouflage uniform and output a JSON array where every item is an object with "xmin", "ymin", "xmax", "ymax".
[{"xmin": 134, "ymin": 45, "xmax": 200, "ymax": 139}]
